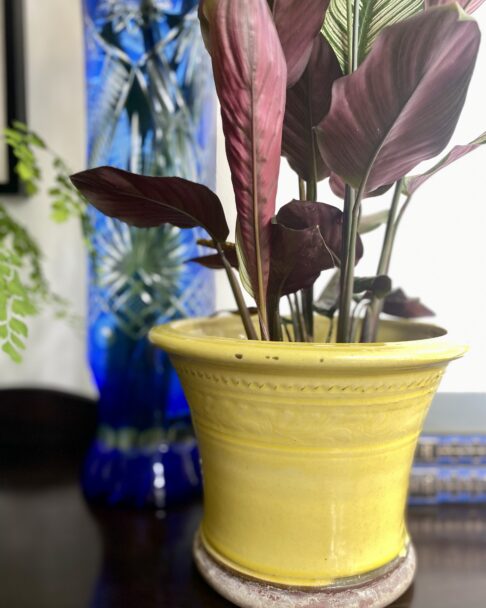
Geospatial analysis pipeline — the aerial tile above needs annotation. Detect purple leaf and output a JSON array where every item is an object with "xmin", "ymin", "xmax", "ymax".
[
  {"xmin": 70, "ymin": 166, "xmax": 229, "ymax": 242},
  {"xmin": 274, "ymin": 201, "xmax": 339, "ymax": 299},
  {"xmin": 403, "ymin": 132, "xmax": 486, "ymax": 196},
  {"xmin": 354, "ymin": 275, "xmax": 392, "ymax": 299},
  {"xmin": 189, "ymin": 241, "xmax": 239, "ymax": 269},
  {"xmin": 189, "ymin": 254, "xmax": 226, "ymax": 270},
  {"xmin": 266, "ymin": 200, "xmax": 363, "ymax": 338},
  {"xmin": 201, "ymin": 0, "xmax": 287, "ymax": 324},
  {"xmin": 330, "ymin": 173, "xmax": 393, "ymax": 199},
  {"xmin": 383, "ymin": 289, "xmax": 435, "ymax": 318},
  {"xmin": 276, "ymin": 199, "xmax": 363, "ymax": 266},
  {"xmin": 269, "ymin": 222, "xmax": 328, "ymax": 301},
  {"xmin": 317, "ymin": 6, "xmax": 481, "ymax": 194},
  {"xmin": 426, "ymin": 0, "xmax": 486, "ymax": 14},
  {"xmin": 282, "ymin": 35, "xmax": 341, "ymax": 182},
  {"xmin": 267, "ymin": 204, "xmax": 339, "ymax": 336},
  {"xmin": 276, "ymin": 199, "xmax": 364, "ymax": 268},
  {"xmin": 269, "ymin": 0, "xmax": 331, "ymax": 86}
]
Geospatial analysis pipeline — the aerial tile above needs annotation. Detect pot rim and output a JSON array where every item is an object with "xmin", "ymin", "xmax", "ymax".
[{"xmin": 149, "ymin": 316, "xmax": 467, "ymax": 371}]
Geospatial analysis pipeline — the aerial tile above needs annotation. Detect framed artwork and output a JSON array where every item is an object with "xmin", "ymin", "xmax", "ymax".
[{"xmin": 0, "ymin": 0, "xmax": 25, "ymax": 194}]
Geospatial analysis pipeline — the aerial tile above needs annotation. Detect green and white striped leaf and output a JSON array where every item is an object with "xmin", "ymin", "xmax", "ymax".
[
  {"xmin": 322, "ymin": 0, "xmax": 423, "ymax": 72},
  {"xmin": 321, "ymin": 0, "xmax": 349, "ymax": 72},
  {"xmin": 358, "ymin": 0, "xmax": 423, "ymax": 62}
]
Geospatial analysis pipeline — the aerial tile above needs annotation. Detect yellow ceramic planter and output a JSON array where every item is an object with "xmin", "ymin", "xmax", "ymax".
[{"xmin": 150, "ymin": 316, "xmax": 465, "ymax": 608}]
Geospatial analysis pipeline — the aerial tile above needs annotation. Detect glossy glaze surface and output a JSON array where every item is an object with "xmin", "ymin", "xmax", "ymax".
[
  {"xmin": 1, "ymin": 388, "xmax": 485, "ymax": 608},
  {"xmin": 150, "ymin": 317, "xmax": 466, "ymax": 586}
]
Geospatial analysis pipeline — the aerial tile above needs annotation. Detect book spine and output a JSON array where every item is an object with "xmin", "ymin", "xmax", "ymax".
[
  {"xmin": 415, "ymin": 434, "xmax": 486, "ymax": 465},
  {"xmin": 409, "ymin": 465, "xmax": 486, "ymax": 505}
]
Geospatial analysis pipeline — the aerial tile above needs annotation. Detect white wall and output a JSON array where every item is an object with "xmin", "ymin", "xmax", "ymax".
[
  {"xmin": 0, "ymin": 0, "xmax": 94, "ymax": 396},
  {"xmin": 0, "ymin": 1, "xmax": 484, "ymax": 395}
]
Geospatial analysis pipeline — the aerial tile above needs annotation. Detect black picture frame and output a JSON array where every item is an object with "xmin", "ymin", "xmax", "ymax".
[{"xmin": 0, "ymin": 0, "xmax": 26, "ymax": 194}]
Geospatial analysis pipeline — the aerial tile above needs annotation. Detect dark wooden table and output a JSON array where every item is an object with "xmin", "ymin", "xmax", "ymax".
[{"xmin": 1, "ymin": 390, "xmax": 485, "ymax": 608}]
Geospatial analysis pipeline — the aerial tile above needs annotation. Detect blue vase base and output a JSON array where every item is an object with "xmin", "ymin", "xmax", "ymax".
[{"xmin": 81, "ymin": 430, "xmax": 202, "ymax": 509}]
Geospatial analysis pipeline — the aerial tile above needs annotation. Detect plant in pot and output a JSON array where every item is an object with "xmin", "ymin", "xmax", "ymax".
[{"xmin": 71, "ymin": 0, "xmax": 484, "ymax": 605}]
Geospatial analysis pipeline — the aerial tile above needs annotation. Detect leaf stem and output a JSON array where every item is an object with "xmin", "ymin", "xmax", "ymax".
[
  {"xmin": 346, "ymin": 0, "xmax": 354, "ymax": 74},
  {"xmin": 352, "ymin": 0, "xmax": 360, "ymax": 72},
  {"xmin": 360, "ymin": 179, "xmax": 404, "ymax": 342},
  {"xmin": 294, "ymin": 293, "xmax": 308, "ymax": 342},
  {"xmin": 299, "ymin": 178, "xmax": 306, "ymax": 200},
  {"xmin": 337, "ymin": 0, "xmax": 361, "ymax": 343},
  {"xmin": 282, "ymin": 316, "xmax": 293, "ymax": 342},
  {"xmin": 287, "ymin": 295, "xmax": 302, "ymax": 341},
  {"xmin": 216, "ymin": 243, "xmax": 257, "ymax": 340},
  {"xmin": 394, "ymin": 194, "xmax": 413, "ymax": 235},
  {"xmin": 346, "ymin": 0, "xmax": 360, "ymax": 72},
  {"xmin": 301, "ymin": 178, "xmax": 318, "ymax": 341},
  {"xmin": 336, "ymin": 185, "xmax": 360, "ymax": 342}
]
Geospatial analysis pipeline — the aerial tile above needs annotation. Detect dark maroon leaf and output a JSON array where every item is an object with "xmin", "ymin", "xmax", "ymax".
[
  {"xmin": 266, "ymin": 199, "xmax": 364, "ymax": 334},
  {"xmin": 282, "ymin": 35, "xmax": 341, "ymax": 182},
  {"xmin": 189, "ymin": 246, "xmax": 238, "ymax": 270},
  {"xmin": 189, "ymin": 254, "xmax": 225, "ymax": 269},
  {"xmin": 270, "ymin": 222, "xmax": 328, "ymax": 299},
  {"xmin": 330, "ymin": 173, "xmax": 393, "ymax": 199},
  {"xmin": 196, "ymin": 238, "xmax": 239, "ymax": 264},
  {"xmin": 354, "ymin": 275, "xmax": 392, "ymax": 299},
  {"xmin": 383, "ymin": 289, "xmax": 435, "ymax": 318},
  {"xmin": 403, "ymin": 132, "xmax": 486, "ymax": 196},
  {"xmin": 426, "ymin": 0, "xmax": 485, "ymax": 13},
  {"xmin": 70, "ymin": 166, "xmax": 229, "ymax": 242},
  {"xmin": 266, "ymin": 221, "xmax": 329, "ymax": 338},
  {"xmin": 276, "ymin": 199, "xmax": 364, "ymax": 265},
  {"xmin": 201, "ymin": 0, "xmax": 287, "ymax": 325},
  {"xmin": 267, "ymin": 200, "xmax": 351, "ymax": 336},
  {"xmin": 317, "ymin": 6, "xmax": 480, "ymax": 194},
  {"xmin": 269, "ymin": 0, "xmax": 331, "ymax": 86}
]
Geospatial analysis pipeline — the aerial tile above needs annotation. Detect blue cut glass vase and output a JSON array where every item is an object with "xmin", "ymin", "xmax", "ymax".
[{"xmin": 81, "ymin": 0, "xmax": 216, "ymax": 507}]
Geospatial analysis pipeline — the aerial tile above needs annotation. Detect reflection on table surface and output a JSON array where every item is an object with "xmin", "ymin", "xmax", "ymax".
[{"xmin": 1, "ymin": 451, "xmax": 485, "ymax": 608}]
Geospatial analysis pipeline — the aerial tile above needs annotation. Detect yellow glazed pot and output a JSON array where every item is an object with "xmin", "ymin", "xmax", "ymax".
[{"xmin": 150, "ymin": 316, "xmax": 465, "ymax": 608}]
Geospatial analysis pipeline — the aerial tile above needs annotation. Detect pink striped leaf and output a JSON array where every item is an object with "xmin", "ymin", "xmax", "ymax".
[
  {"xmin": 269, "ymin": 0, "xmax": 331, "ymax": 86},
  {"xmin": 329, "ymin": 173, "xmax": 393, "ymax": 199},
  {"xmin": 426, "ymin": 0, "xmax": 486, "ymax": 14},
  {"xmin": 201, "ymin": 0, "xmax": 287, "ymax": 326},
  {"xmin": 403, "ymin": 132, "xmax": 486, "ymax": 196},
  {"xmin": 282, "ymin": 35, "xmax": 341, "ymax": 182},
  {"xmin": 317, "ymin": 6, "xmax": 481, "ymax": 194}
]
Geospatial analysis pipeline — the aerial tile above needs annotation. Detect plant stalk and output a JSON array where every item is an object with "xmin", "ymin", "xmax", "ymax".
[
  {"xmin": 360, "ymin": 180, "xmax": 404, "ymax": 342},
  {"xmin": 216, "ymin": 243, "xmax": 257, "ymax": 340},
  {"xmin": 298, "ymin": 178, "xmax": 306, "ymax": 200},
  {"xmin": 287, "ymin": 295, "xmax": 302, "ymax": 342},
  {"xmin": 336, "ymin": 185, "xmax": 360, "ymax": 342},
  {"xmin": 337, "ymin": 0, "xmax": 360, "ymax": 343},
  {"xmin": 301, "ymin": 178, "xmax": 318, "ymax": 341},
  {"xmin": 294, "ymin": 293, "xmax": 308, "ymax": 342}
]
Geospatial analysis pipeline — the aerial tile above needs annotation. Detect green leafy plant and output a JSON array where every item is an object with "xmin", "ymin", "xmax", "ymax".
[
  {"xmin": 5, "ymin": 122, "xmax": 92, "ymax": 240},
  {"xmin": 0, "ymin": 209, "xmax": 41, "ymax": 362},
  {"xmin": 71, "ymin": 0, "xmax": 485, "ymax": 344},
  {"xmin": 0, "ymin": 122, "xmax": 90, "ymax": 362}
]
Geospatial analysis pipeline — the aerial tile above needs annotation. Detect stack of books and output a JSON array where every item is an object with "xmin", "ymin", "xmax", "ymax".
[{"xmin": 410, "ymin": 393, "xmax": 486, "ymax": 505}]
